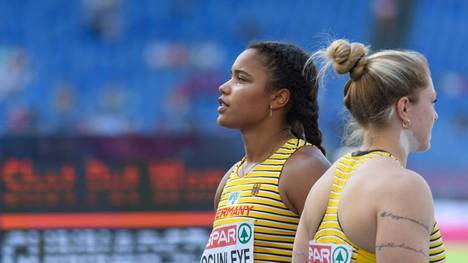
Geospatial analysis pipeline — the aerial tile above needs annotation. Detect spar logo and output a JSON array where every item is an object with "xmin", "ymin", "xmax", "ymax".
[
  {"xmin": 309, "ymin": 242, "xmax": 351, "ymax": 263},
  {"xmin": 206, "ymin": 225, "xmax": 237, "ymax": 249},
  {"xmin": 238, "ymin": 223, "xmax": 252, "ymax": 244},
  {"xmin": 206, "ymin": 223, "xmax": 253, "ymax": 249}
]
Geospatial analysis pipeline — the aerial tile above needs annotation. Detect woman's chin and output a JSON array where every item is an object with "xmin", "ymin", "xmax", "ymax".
[
  {"xmin": 417, "ymin": 141, "xmax": 431, "ymax": 152},
  {"xmin": 217, "ymin": 116, "xmax": 230, "ymax": 128}
]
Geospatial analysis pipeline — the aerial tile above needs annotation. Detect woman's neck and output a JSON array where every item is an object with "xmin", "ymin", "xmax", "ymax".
[
  {"xmin": 241, "ymin": 125, "xmax": 293, "ymax": 163},
  {"xmin": 361, "ymin": 128, "xmax": 409, "ymax": 167}
]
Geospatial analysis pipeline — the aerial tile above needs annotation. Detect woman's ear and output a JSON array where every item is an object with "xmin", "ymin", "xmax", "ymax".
[
  {"xmin": 396, "ymin": 96, "xmax": 412, "ymax": 128},
  {"xmin": 270, "ymin": 88, "xmax": 290, "ymax": 110}
]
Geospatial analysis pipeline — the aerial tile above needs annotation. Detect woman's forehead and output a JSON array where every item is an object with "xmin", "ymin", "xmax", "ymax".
[{"xmin": 232, "ymin": 49, "xmax": 267, "ymax": 75}]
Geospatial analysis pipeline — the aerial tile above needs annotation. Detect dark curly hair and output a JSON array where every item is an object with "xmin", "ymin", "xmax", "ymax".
[{"xmin": 248, "ymin": 41, "xmax": 326, "ymax": 155}]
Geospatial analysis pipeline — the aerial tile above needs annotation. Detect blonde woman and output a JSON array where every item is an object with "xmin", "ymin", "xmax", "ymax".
[{"xmin": 293, "ymin": 40, "xmax": 445, "ymax": 263}]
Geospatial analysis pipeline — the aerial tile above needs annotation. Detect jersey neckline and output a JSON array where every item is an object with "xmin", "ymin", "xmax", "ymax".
[{"xmin": 234, "ymin": 137, "xmax": 300, "ymax": 178}]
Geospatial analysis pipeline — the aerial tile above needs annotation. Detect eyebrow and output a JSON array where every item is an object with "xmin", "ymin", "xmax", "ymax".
[{"xmin": 232, "ymin": 69, "xmax": 252, "ymax": 78}]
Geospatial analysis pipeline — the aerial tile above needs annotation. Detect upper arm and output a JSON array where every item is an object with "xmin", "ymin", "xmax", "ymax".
[
  {"xmin": 213, "ymin": 164, "xmax": 235, "ymax": 210},
  {"xmin": 292, "ymin": 164, "xmax": 336, "ymax": 263},
  {"xmin": 280, "ymin": 146, "xmax": 330, "ymax": 215},
  {"xmin": 374, "ymin": 170, "xmax": 434, "ymax": 263},
  {"xmin": 293, "ymin": 217, "xmax": 311, "ymax": 263}
]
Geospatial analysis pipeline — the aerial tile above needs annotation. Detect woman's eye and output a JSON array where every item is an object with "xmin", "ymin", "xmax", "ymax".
[{"xmin": 236, "ymin": 74, "xmax": 248, "ymax": 82}]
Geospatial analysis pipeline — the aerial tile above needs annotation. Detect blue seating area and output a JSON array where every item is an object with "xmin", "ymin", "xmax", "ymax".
[{"xmin": 0, "ymin": 0, "xmax": 466, "ymax": 168}]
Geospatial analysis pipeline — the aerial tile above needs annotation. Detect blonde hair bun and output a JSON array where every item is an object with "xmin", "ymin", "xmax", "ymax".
[{"xmin": 326, "ymin": 39, "xmax": 368, "ymax": 80}]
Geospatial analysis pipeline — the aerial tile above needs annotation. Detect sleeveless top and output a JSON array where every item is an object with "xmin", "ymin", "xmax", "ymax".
[
  {"xmin": 312, "ymin": 150, "xmax": 446, "ymax": 262},
  {"xmin": 213, "ymin": 138, "xmax": 310, "ymax": 262}
]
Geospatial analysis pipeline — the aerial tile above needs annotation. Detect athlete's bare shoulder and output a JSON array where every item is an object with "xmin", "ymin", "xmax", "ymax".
[
  {"xmin": 366, "ymin": 157, "xmax": 432, "ymax": 198},
  {"xmin": 379, "ymin": 167, "xmax": 432, "ymax": 204},
  {"xmin": 352, "ymin": 155, "xmax": 433, "ymax": 215},
  {"xmin": 282, "ymin": 145, "xmax": 330, "ymax": 178},
  {"xmin": 280, "ymin": 145, "xmax": 330, "ymax": 214},
  {"xmin": 367, "ymin": 160, "xmax": 435, "ymax": 225}
]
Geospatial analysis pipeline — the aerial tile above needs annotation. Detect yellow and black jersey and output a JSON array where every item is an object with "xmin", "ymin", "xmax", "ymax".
[
  {"xmin": 312, "ymin": 150, "xmax": 446, "ymax": 262},
  {"xmin": 213, "ymin": 138, "xmax": 310, "ymax": 262}
]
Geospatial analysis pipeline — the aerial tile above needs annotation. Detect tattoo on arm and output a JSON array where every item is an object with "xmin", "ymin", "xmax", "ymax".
[
  {"xmin": 376, "ymin": 242, "xmax": 427, "ymax": 257},
  {"xmin": 380, "ymin": 211, "xmax": 430, "ymax": 234}
]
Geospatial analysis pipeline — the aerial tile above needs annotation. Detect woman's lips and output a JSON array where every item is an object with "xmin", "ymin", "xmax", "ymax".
[{"xmin": 218, "ymin": 97, "xmax": 229, "ymax": 113}]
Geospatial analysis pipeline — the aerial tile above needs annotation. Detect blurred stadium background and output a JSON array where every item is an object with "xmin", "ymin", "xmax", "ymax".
[{"xmin": 0, "ymin": 0, "xmax": 467, "ymax": 262}]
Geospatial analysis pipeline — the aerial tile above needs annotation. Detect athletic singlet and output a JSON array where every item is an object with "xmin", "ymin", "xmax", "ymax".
[
  {"xmin": 312, "ymin": 150, "xmax": 446, "ymax": 262},
  {"xmin": 212, "ymin": 138, "xmax": 310, "ymax": 262}
]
